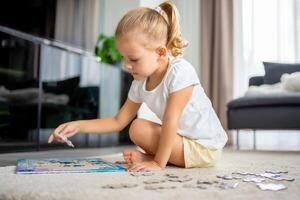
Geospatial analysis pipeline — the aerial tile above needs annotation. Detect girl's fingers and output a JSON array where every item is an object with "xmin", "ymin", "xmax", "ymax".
[
  {"xmin": 55, "ymin": 126, "xmax": 73, "ymax": 141},
  {"xmin": 127, "ymin": 165, "xmax": 135, "ymax": 171},
  {"xmin": 52, "ymin": 133, "xmax": 66, "ymax": 143},
  {"xmin": 135, "ymin": 166, "xmax": 146, "ymax": 172},
  {"xmin": 128, "ymin": 164, "xmax": 143, "ymax": 172},
  {"xmin": 63, "ymin": 128, "xmax": 79, "ymax": 138},
  {"xmin": 54, "ymin": 124, "xmax": 67, "ymax": 135},
  {"xmin": 48, "ymin": 123, "xmax": 78, "ymax": 144},
  {"xmin": 48, "ymin": 124, "xmax": 78, "ymax": 143},
  {"xmin": 48, "ymin": 132, "xmax": 64, "ymax": 143},
  {"xmin": 55, "ymin": 135, "xmax": 65, "ymax": 143},
  {"xmin": 56, "ymin": 129, "xmax": 77, "ymax": 143},
  {"xmin": 48, "ymin": 134, "xmax": 54, "ymax": 143},
  {"xmin": 124, "ymin": 157, "xmax": 132, "ymax": 165},
  {"xmin": 136, "ymin": 167, "xmax": 145, "ymax": 172},
  {"xmin": 48, "ymin": 124, "xmax": 66, "ymax": 143}
]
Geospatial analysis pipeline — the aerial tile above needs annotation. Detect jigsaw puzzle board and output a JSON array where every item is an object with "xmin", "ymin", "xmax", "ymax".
[{"xmin": 16, "ymin": 158, "xmax": 126, "ymax": 174}]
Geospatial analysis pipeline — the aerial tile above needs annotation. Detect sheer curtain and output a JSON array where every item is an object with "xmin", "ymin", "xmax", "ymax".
[
  {"xmin": 43, "ymin": 0, "xmax": 100, "ymax": 87},
  {"xmin": 233, "ymin": 0, "xmax": 300, "ymax": 150},
  {"xmin": 234, "ymin": 0, "xmax": 299, "ymax": 98}
]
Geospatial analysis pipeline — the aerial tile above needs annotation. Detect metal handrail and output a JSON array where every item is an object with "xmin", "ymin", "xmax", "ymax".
[{"xmin": 0, "ymin": 25, "xmax": 100, "ymax": 62}]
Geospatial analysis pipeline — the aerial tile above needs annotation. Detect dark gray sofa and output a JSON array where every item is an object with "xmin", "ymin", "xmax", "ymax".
[{"xmin": 227, "ymin": 62, "xmax": 300, "ymax": 149}]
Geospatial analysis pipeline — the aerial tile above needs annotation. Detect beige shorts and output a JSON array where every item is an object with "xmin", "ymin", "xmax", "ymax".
[{"xmin": 183, "ymin": 137, "xmax": 222, "ymax": 168}]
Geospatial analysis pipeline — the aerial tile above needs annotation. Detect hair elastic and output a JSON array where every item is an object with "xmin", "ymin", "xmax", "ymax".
[
  {"xmin": 153, "ymin": 6, "xmax": 169, "ymax": 25},
  {"xmin": 154, "ymin": 6, "xmax": 162, "ymax": 14}
]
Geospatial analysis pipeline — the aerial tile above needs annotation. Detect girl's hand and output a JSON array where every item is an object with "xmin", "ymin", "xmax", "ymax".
[
  {"xmin": 47, "ymin": 121, "xmax": 80, "ymax": 144},
  {"xmin": 127, "ymin": 160, "xmax": 163, "ymax": 172}
]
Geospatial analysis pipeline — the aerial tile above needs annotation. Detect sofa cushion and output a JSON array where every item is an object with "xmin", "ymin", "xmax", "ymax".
[
  {"xmin": 263, "ymin": 62, "xmax": 300, "ymax": 84},
  {"xmin": 227, "ymin": 93, "xmax": 300, "ymax": 109}
]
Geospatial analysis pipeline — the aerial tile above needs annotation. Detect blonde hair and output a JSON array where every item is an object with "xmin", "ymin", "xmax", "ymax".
[{"xmin": 115, "ymin": 1, "xmax": 188, "ymax": 57}]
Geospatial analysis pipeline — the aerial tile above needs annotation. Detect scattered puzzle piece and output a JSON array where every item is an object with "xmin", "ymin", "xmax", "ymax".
[
  {"xmin": 167, "ymin": 175, "xmax": 192, "ymax": 183},
  {"xmin": 256, "ymin": 183, "xmax": 287, "ymax": 191},
  {"xmin": 243, "ymin": 177, "xmax": 265, "ymax": 183},
  {"xmin": 102, "ymin": 183, "xmax": 138, "ymax": 189},
  {"xmin": 144, "ymin": 185, "xmax": 176, "ymax": 190},
  {"xmin": 144, "ymin": 179, "xmax": 166, "ymax": 184},
  {"xmin": 216, "ymin": 175, "xmax": 234, "ymax": 180},
  {"xmin": 269, "ymin": 176, "xmax": 295, "ymax": 181},
  {"xmin": 259, "ymin": 173, "xmax": 280, "ymax": 179},
  {"xmin": 197, "ymin": 180, "xmax": 219, "ymax": 185},
  {"xmin": 233, "ymin": 171, "xmax": 257, "ymax": 176},
  {"xmin": 265, "ymin": 170, "xmax": 288, "ymax": 174},
  {"xmin": 217, "ymin": 182, "xmax": 239, "ymax": 189},
  {"xmin": 130, "ymin": 172, "xmax": 155, "ymax": 177},
  {"xmin": 183, "ymin": 184, "xmax": 207, "ymax": 189}
]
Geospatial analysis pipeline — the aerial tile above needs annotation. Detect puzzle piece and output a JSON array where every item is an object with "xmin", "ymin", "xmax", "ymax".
[
  {"xmin": 102, "ymin": 183, "xmax": 138, "ymax": 189},
  {"xmin": 243, "ymin": 177, "xmax": 265, "ymax": 183},
  {"xmin": 183, "ymin": 184, "xmax": 207, "ymax": 189},
  {"xmin": 167, "ymin": 175, "xmax": 192, "ymax": 183},
  {"xmin": 143, "ymin": 179, "xmax": 166, "ymax": 184},
  {"xmin": 265, "ymin": 170, "xmax": 288, "ymax": 174},
  {"xmin": 217, "ymin": 182, "xmax": 239, "ymax": 189},
  {"xmin": 197, "ymin": 180, "xmax": 219, "ymax": 184},
  {"xmin": 144, "ymin": 185, "xmax": 176, "ymax": 190},
  {"xmin": 232, "ymin": 171, "xmax": 256, "ymax": 176},
  {"xmin": 164, "ymin": 174, "xmax": 192, "ymax": 182},
  {"xmin": 130, "ymin": 172, "xmax": 155, "ymax": 177},
  {"xmin": 256, "ymin": 183, "xmax": 287, "ymax": 191},
  {"xmin": 216, "ymin": 175, "xmax": 234, "ymax": 180}
]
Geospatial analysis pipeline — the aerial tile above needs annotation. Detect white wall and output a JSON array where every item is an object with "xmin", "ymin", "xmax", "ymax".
[
  {"xmin": 173, "ymin": 0, "xmax": 200, "ymax": 75},
  {"xmin": 100, "ymin": 0, "xmax": 139, "ymax": 35},
  {"xmin": 140, "ymin": 0, "xmax": 164, "ymax": 7}
]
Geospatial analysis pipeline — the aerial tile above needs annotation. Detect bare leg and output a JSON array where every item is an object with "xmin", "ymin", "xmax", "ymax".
[{"xmin": 123, "ymin": 119, "xmax": 185, "ymax": 167}]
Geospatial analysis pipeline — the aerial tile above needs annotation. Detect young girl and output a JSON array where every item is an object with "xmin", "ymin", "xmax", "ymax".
[{"xmin": 48, "ymin": 1, "xmax": 227, "ymax": 171}]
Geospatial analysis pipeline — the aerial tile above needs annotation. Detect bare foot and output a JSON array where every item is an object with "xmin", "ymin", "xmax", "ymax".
[{"xmin": 122, "ymin": 148, "xmax": 153, "ymax": 166}]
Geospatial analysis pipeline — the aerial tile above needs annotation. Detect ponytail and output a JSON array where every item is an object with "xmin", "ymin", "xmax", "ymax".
[{"xmin": 158, "ymin": 1, "xmax": 188, "ymax": 57}]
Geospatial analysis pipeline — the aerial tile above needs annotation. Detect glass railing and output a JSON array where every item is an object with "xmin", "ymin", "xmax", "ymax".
[{"xmin": 0, "ymin": 25, "xmax": 120, "ymax": 152}]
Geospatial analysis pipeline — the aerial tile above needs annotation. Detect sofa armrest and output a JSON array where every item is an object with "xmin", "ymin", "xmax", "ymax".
[{"xmin": 249, "ymin": 76, "xmax": 264, "ymax": 86}]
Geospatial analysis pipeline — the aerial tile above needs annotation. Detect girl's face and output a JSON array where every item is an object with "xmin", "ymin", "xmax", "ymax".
[{"xmin": 116, "ymin": 35, "xmax": 165, "ymax": 80}]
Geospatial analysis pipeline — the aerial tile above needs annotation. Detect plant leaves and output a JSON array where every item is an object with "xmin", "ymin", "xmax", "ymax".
[{"xmin": 96, "ymin": 34, "xmax": 123, "ymax": 64}]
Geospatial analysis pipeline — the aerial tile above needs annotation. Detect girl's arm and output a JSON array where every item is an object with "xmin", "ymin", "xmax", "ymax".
[
  {"xmin": 154, "ymin": 86, "xmax": 194, "ymax": 168},
  {"xmin": 48, "ymin": 98, "xmax": 141, "ymax": 143}
]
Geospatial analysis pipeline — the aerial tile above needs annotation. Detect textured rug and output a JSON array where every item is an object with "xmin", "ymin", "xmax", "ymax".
[{"xmin": 0, "ymin": 149, "xmax": 299, "ymax": 200}]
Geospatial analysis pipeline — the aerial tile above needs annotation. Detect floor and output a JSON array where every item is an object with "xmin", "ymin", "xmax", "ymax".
[{"xmin": 0, "ymin": 147, "xmax": 299, "ymax": 200}]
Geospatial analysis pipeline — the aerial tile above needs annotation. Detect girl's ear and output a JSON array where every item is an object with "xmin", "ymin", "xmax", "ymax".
[{"xmin": 156, "ymin": 46, "xmax": 168, "ymax": 57}]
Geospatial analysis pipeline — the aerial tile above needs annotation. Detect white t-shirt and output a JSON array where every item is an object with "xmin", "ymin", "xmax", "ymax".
[{"xmin": 128, "ymin": 58, "xmax": 228, "ymax": 149}]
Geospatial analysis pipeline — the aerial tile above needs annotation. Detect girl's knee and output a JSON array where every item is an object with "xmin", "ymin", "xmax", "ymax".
[
  {"xmin": 129, "ymin": 119, "xmax": 144, "ymax": 142},
  {"xmin": 129, "ymin": 119, "xmax": 158, "ymax": 142}
]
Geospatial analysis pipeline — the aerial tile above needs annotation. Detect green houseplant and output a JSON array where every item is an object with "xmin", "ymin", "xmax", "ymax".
[{"xmin": 95, "ymin": 33, "xmax": 123, "ymax": 64}]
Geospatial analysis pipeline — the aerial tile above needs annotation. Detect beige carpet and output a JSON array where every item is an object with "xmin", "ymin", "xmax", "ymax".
[{"xmin": 0, "ymin": 149, "xmax": 299, "ymax": 200}]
